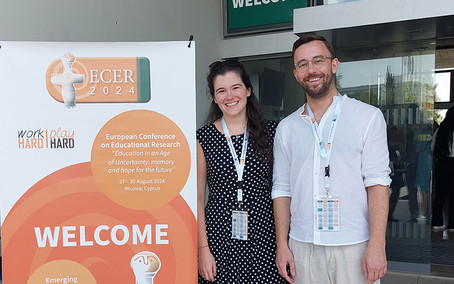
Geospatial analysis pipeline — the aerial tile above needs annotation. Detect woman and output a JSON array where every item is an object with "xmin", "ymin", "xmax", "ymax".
[
  {"xmin": 432, "ymin": 106, "xmax": 454, "ymax": 231},
  {"xmin": 197, "ymin": 59, "xmax": 284, "ymax": 283}
]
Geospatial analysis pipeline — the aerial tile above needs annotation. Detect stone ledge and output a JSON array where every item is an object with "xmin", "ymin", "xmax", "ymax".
[{"xmin": 383, "ymin": 271, "xmax": 454, "ymax": 284}]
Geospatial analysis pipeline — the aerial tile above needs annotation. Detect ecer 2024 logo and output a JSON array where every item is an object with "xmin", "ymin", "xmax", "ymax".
[{"xmin": 46, "ymin": 53, "xmax": 151, "ymax": 107}]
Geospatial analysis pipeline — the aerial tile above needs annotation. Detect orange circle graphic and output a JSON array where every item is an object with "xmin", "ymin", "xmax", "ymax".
[
  {"xmin": 91, "ymin": 110, "xmax": 191, "ymax": 209},
  {"xmin": 3, "ymin": 163, "xmax": 197, "ymax": 283}
]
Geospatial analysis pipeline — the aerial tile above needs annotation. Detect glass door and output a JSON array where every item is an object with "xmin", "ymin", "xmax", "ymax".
[{"xmin": 336, "ymin": 40, "xmax": 436, "ymax": 273}]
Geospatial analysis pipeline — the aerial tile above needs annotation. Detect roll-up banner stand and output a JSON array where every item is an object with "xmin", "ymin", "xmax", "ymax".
[{"xmin": 0, "ymin": 41, "xmax": 197, "ymax": 283}]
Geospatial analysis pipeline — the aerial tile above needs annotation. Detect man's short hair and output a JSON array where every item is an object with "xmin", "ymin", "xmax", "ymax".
[{"xmin": 292, "ymin": 34, "xmax": 336, "ymax": 61}]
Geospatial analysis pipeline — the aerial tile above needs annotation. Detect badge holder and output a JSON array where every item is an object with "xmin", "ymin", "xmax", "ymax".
[
  {"xmin": 315, "ymin": 166, "xmax": 340, "ymax": 232},
  {"xmin": 232, "ymin": 182, "xmax": 248, "ymax": 241},
  {"xmin": 315, "ymin": 195, "xmax": 340, "ymax": 232}
]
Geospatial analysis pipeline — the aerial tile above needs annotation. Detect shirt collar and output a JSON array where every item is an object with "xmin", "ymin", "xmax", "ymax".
[{"xmin": 299, "ymin": 94, "xmax": 344, "ymax": 118}]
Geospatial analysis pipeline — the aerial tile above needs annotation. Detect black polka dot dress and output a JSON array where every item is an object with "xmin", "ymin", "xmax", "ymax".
[{"xmin": 197, "ymin": 121, "xmax": 285, "ymax": 284}]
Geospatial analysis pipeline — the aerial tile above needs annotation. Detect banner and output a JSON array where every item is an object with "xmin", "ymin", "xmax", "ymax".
[
  {"xmin": 225, "ymin": 0, "xmax": 308, "ymax": 34},
  {"xmin": 0, "ymin": 41, "xmax": 197, "ymax": 283}
]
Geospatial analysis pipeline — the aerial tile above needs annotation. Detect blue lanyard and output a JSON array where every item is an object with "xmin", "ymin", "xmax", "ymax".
[
  {"xmin": 221, "ymin": 117, "xmax": 248, "ymax": 203},
  {"xmin": 306, "ymin": 94, "xmax": 343, "ymax": 195}
]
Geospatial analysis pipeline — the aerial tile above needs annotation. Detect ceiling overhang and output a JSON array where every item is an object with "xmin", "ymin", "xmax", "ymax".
[{"xmin": 293, "ymin": 0, "xmax": 454, "ymax": 61}]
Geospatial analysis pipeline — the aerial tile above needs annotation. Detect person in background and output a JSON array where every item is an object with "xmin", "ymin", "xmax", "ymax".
[
  {"xmin": 404, "ymin": 123, "xmax": 420, "ymax": 223},
  {"xmin": 415, "ymin": 123, "xmax": 433, "ymax": 220},
  {"xmin": 432, "ymin": 106, "xmax": 454, "ymax": 231},
  {"xmin": 197, "ymin": 59, "xmax": 285, "ymax": 283},
  {"xmin": 387, "ymin": 125, "xmax": 406, "ymax": 222},
  {"xmin": 272, "ymin": 34, "xmax": 391, "ymax": 284}
]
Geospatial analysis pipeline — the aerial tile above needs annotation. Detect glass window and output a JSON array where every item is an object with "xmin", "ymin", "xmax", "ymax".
[
  {"xmin": 243, "ymin": 57, "xmax": 305, "ymax": 122},
  {"xmin": 435, "ymin": 72, "xmax": 451, "ymax": 102},
  {"xmin": 335, "ymin": 45, "xmax": 436, "ymax": 273}
]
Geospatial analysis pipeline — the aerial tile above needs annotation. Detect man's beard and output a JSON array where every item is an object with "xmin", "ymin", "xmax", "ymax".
[{"xmin": 301, "ymin": 73, "xmax": 334, "ymax": 99}]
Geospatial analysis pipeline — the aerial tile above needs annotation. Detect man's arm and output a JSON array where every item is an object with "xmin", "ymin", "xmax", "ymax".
[
  {"xmin": 274, "ymin": 197, "xmax": 295, "ymax": 283},
  {"xmin": 272, "ymin": 122, "xmax": 295, "ymax": 283},
  {"xmin": 362, "ymin": 184, "xmax": 389, "ymax": 284}
]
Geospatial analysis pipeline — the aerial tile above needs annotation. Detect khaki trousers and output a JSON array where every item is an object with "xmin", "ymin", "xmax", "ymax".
[{"xmin": 289, "ymin": 238, "xmax": 380, "ymax": 284}]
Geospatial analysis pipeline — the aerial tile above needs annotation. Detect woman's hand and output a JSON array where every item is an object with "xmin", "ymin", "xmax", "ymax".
[{"xmin": 198, "ymin": 246, "xmax": 217, "ymax": 282}]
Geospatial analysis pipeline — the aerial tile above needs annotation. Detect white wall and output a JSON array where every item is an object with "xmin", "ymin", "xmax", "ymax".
[
  {"xmin": 294, "ymin": 0, "xmax": 454, "ymax": 34},
  {"xmin": 0, "ymin": 0, "xmax": 221, "ymax": 127},
  {"xmin": 221, "ymin": 31, "xmax": 298, "ymax": 59}
]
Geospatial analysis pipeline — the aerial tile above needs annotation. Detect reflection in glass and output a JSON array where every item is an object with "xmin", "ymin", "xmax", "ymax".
[
  {"xmin": 435, "ymin": 72, "xmax": 451, "ymax": 102},
  {"xmin": 335, "ymin": 47, "xmax": 436, "ymax": 267}
]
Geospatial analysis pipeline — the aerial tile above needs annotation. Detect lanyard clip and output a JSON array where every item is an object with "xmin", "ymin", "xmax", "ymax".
[
  {"xmin": 237, "ymin": 188, "xmax": 243, "ymax": 204},
  {"xmin": 325, "ymin": 165, "xmax": 330, "ymax": 177}
]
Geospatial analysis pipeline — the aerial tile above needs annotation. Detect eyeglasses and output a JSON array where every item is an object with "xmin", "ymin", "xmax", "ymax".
[{"xmin": 294, "ymin": 56, "xmax": 333, "ymax": 73}]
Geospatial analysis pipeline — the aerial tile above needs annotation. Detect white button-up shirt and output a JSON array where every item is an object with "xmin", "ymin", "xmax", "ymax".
[{"xmin": 272, "ymin": 95, "xmax": 391, "ymax": 246}]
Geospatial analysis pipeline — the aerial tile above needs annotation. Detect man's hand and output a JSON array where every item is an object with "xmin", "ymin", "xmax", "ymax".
[{"xmin": 362, "ymin": 241, "xmax": 387, "ymax": 283}]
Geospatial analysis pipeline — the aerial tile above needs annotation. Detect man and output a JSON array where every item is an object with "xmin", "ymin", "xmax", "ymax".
[{"xmin": 272, "ymin": 34, "xmax": 391, "ymax": 284}]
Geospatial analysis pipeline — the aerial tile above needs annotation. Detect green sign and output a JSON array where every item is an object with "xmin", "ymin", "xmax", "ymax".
[{"xmin": 226, "ymin": 0, "xmax": 308, "ymax": 33}]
